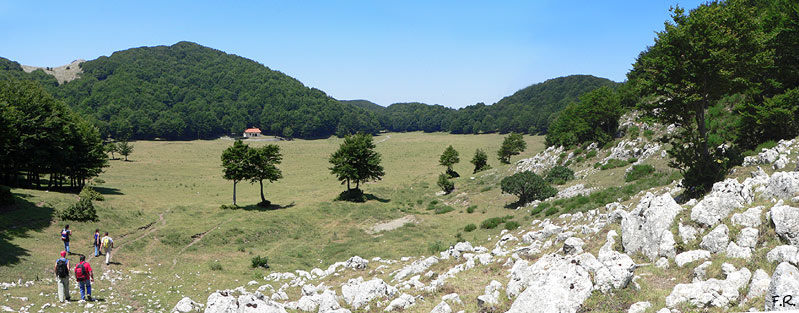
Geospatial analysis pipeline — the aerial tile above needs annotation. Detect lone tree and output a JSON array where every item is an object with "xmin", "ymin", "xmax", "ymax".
[
  {"xmin": 470, "ymin": 149, "xmax": 490, "ymax": 173},
  {"xmin": 118, "ymin": 140, "xmax": 134, "ymax": 161},
  {"xmin": 329, "ymin": 133, "xmax": 384, "ymax": 193},
  {"xmin": 221, "ymin": 140, "xmax": 251, "ymax": 206},
  {"xmin": 105, "ymin": 142, "xmax": 119, "ymax": 160},
  {"xmin": 248, "ymin": 144, "xmax": 283, "ymax": 205},
  {"xmin": 439, "ymin": 145, "xmax": 460, "ymax": 177},
  {"xmin": 500, "ymin": 171, "xmax": 557, "ymax": 205},
  {"xmin": 437, "ymin": 173, "xmax": 454, "ymax": 194},
  {"xmin": 498, "ymin": 133, "xmax": 526, "ymax": 164}
]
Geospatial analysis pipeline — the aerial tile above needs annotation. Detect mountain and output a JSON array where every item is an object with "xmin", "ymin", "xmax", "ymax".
[
  {"xmin": 0, "ymin": 42, "xmax": 380, "ymax": 140},
  {"xmin": 340, "ymin": 99, "xmax": 385, "ymax": 113}
]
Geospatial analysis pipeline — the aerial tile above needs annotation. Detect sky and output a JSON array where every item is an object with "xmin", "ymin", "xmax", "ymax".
[{"xmin": 0, "ymin": 0, "xmax": 706, "ymax": 108}]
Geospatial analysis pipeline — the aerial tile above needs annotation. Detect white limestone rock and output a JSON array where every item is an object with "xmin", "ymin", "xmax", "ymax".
[
  {"xmin": 737, "ymin": 227, "xmax": 759, "ymax": 249},
  {"xmin": 172, "ymin": 297, "xmax": 202, "ymax": 313},
  {"xmin": 744, "ymin": 269, "xmax": 770, "ymax": 304},
  {"xmin": 726, "ymin": 242, "xmax": 752, "ymax": 260},
  {"xmin": 627, "ymin": 301, "xmax": 651, "ymax": 313},
  {"xmin": 476, "ymin": 280, "xmax": 502, "ymax": 307},
  {"xmin": 562, "ymin": 237, "xmax": 585, "ymax": 255},
  {"xmin": 678, "ymin": 223, "xmax": 699, "ymax": 244},
  {"xmin": 771, "ymin": 204, "xmax": 799, "ymax": 246},
  {"xmin": 768, "ymin": 245, "xmax": 799, "ymax": 264},
  {"xmin": 655, "ymin": 257, "xmax": 669, "ymax": 269},
  {"xmin": 766, "ymin": 262, "xmax": 799, "ymax": 311},
  {"xmin": 393, "ymin": 257, "xmax": 439, "ymax": 281},
  {"xmin": 341, "ymin": 277, "xmax": 398, "ymax": 309},
  {"xmin": 384, "ymin": 293, "xmax": 415, "ymax": 311},
  {"xmin": 665, "ymin": 265, "xmax": 751, "ymax": 308},
  {"xmin": 442, "ymin": 293, "xmax": 461, "ymax": 305},
  {"xmin": 430, "ymin": 302, "xmax": 451, "ymax": 313},
  {"xmin": 764, "ymin": 171, "xmax": 799, "ymax": 199},
  {"xmin": 345, "ymin": 256, "xmax": 369, "ymax": 270},
  {"xmin": 693, "ymin": 261, "xmax": 712, "ymax": 282},
  {"xmin": 505, "ymin": 254, "xmax": 594, "ymax": 313},
  {"xmin": 675, "ymin": 250, "xmax": 711, "ymax": 268},
  {"xmin": 691, "ymin": 178, "xmax": 752, "ymax": 226},
  {"xmin": 622, "ymin": 192, "xmax": 682, "ymax": 261},
  {"xmin": 731, "ymin": 207, "xmax": 763, "ymax": 227},
  {"xmin": 699, "ymin": 224, "xmax": 729, "ymax": 254}
]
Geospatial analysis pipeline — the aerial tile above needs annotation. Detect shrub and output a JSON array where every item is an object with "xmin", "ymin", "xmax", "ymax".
[
  {"xmin": 600, "ymin": 158, "xmax": 630, "ymax": 170},
  {"xmin": 625, "ymin": 164, "xmax": 656, "ymax": 182},
  {"xmin": 434, "ymin": 206, "xmax": 454, "ymax": 214},
  {"xmin": 437, "ymin": 173, "xmax": 455, "ymax": 194},
  {"xmin": 464, "ymin": 223, "xmax": 477, "ymax": 232},
  {"xmin": 643, "ymin": 129, "xmax": 655, "ymax": 139},
  {"xmin": 627, "ymin": 125, "xmax": 640, "ymax": 138},
  {"xmin": 544, "ymin": 206, "xmax": 559, "ymax": 216},
  {"xmin": 575, "ymin": 156, "xmax": 584, "ymax": 163},
  {"xmin": 251, "ymin": 256, "xmax": 270, "ymax": 269},
  {"xmin": 466, "ymin": 205, "xmax": 476, "ymax": 213},
  {"xmin": 79, "ymin": 185, "xmax": 104, "ymax": 201},
  {"xmin": 480, "ymin": 217, "xmax": 504, "ymax": 229},
  {"xmin": 531, "ymin": 202, "xmax": 549, "ymax": 216},
  {"xmin": 209, "ymin": 262, "xmax": 223, "ymax": 271},
  {"xmin": 504, "ymin": 221, "xmax": 520, "ymax": 230},
  {"xmin": 500, "ymin": 171, "xmax": 557, "ymax": 204},
  {"xmin": 586, "ymin": 150, "xmax": 597, "ymax": 158},
  {"xmin": 59, "ymin": 198, "xmax": 98, "ymax": 221},
  {"xmin": 0, "ymin": 185, "xmax": 13, "ymax": 205},
  {"xmin": 427, "ymin": 241, "xmax": 446, "ymax": 254},
  {"xmin": 545, "ymin": 166, "xmax": 575, "ymax": 185}
]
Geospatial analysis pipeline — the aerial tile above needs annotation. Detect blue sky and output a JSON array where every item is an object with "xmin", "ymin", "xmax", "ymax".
[{"xmin": 0, "ymin": 0, "xmax": 705, "ymax": 108}]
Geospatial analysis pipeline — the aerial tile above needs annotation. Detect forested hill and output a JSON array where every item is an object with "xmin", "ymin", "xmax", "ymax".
[
  {"xmin": 0, "ymin": 41, "xmax": 381, "ymax": 140},
  {"xmin": 373, "ymin": 75, "xmax": 619, "ymax": 134},
  {"xmin": 340, "ymin": 99, "xmax": 385, "ymax": 113}
]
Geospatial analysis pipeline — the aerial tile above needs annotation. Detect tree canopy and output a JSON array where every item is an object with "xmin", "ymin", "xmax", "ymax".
[
  {"xmin": 329, "ymin": 133, "xmax": 384, "ymax": 192},
  {"xmin": 498, "ymin": 133, "xmax": 526, "ymax": 164}
]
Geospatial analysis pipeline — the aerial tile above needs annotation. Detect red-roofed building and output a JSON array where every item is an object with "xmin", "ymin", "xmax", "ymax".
[{"xmin": 243, "ymin": 128, "xmax": 262, "ymax": 138}]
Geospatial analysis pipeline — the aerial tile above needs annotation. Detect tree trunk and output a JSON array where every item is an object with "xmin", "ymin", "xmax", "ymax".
[
  {"xmin": 695, "ymin": 100, "xmax": 710, "ymax": 160},
  {"xmin": 346, "ymin": 179, "xmax": 350, "ymax": 191},
  {"xmin": 233, "ymin": 181, "xmax": 237, "ymax": 206},
  {"xmin": 259, "ymin": 180, "xmax": 265, "ymax": 203},
  {"xmin": 355, "ymin": 181, "xmax": 360, "ymax": 190}
]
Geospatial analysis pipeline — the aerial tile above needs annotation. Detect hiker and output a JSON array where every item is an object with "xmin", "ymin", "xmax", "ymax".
[
  {"xmin": 101, "ymin": 232, "xmax": 114, "ymax": 265},
  {"xmin": 54, "ymin": 251, "xmax": 70, "ymax": 302},
  {"xmin": 61, "ymin": 225, "xmax": 72, "ymax": 254},
  {"xmin": 93, "ymin": 229, "xmax": 101, "ymax": 257},
  {"xmin": 74, "ymin": 255, "xmax": 94, "ymax": 301}
]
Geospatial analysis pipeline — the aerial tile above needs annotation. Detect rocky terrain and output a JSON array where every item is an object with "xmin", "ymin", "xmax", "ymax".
[{"xmin": 20, "ymin": 59, "xmax": 84, "ymax": 84}]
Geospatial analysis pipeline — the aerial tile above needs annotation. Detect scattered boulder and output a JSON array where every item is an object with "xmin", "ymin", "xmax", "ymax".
[
  {"xmin": 441, "ymin": 293, "xmax": 461, "ymax": 305},
  {"xmin": 764, "ymin": 171, "xmax": 799, "ymax": 199},
  {"xmin": 655, "ymin": 257, "xmax": 669, "ymax": 269},
  {"xmin": 771, "ymin": 204, "xmax": 799, "ymax": 246},
  {"xmin": 690, "ymin": 179, "xmax": 752, "ymax": 226},
  {"xmin": 693, "ymin": 261, "xmax": 711, "ymax": 282},
  {"xmin": 430, "ymin": 301, "xmax": 452, "ymax": 313},
  {"xmin": 726, "ymin": 242, "xmax": 752, "ymax": 260},
  {"xmin": 699, "ymin": 224, "xmax": 729, "ymax": 254},
  {"xmin": 737, "ymin": 227, "xmax": 759, "ymax": 249},
  {"xmin": 665, "ymin": 264, "xmax": 751, "ymax": 308},
  {"xmin": 172, "ymin": 297, "xmax": 202, "ymax": 313},
  {"xmin": 393, "ymin": 257, "xmax": 439, "ymax": 281},
  {"xmin": 768, "ymin": 245, "xmax": 799, "ymax": 264},
  {"xmin": 766, "ymin": 262, "xmax": 799, "ymax": 311},
  {"xmin": 205, "ymin": 290, "xmax": 288, "ymax": 313},
  {"xmin": 675, "ymin": 250, "xmax": 711, "ymax": 268},
  {"xmin": 505, "ymin": 254, "xmax": 594, "ymax": 313},
  {"xmin": 341, "ymin": 277, "xmax": 398, "ymax": 309},
  {"xmin": 384, "ymin": 293, "xmax": 415, "ymax": 311},
  {"xmin": 476, "ymin": 280, "xmax": 502, "ymax": 307},
  {"xmin": 628, "ymin": 301, "xmax": 651, "ymax": 313},
  {"xmin": 345, "ymin": 256, "xmax": 369, "ymax": 270},
  {"xmin": 744, "ymin": 269, "xmax": 770, "ymax": 303},
  {"xmin": 622, "ymin": 193, "xmax": 682, "ymax": 261},
  {"xmin": 678, "ymin": 223, "xmax": 699, "ymax": 244},
  {"xmin": 731, "ymin": 207, "xmax": 763, "ymax": 228},
  {"xmin": 562, "ymin": 237, "xmax": 585, "ymax": 255}
]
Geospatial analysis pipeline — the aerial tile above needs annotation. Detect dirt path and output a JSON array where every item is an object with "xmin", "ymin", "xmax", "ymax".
[
  {"xmin": 170, "ymin": 217, "xmax": 234, "ymax": 269},
  {"xmin": 376, "ymin": 135, "xmax": 391, "ymax": 143},
  {"xmin": 117, "ymin": 212, "xmax": 165, "ymax": 250},
  {"xmin": 366, "ymin": 215, "xmax": 417, "ymax": 234}
]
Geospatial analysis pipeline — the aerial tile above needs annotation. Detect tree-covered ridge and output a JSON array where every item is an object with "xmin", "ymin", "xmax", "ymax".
[
  {"xmin": 339, "ymin": 99, "xmax": 385, "ymax": 113},
  {"xmin": 1, "ymin": 41, "xmax": 380, "ymax": 140}
]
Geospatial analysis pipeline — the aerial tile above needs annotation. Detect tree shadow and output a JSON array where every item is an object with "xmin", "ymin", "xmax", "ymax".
[
  {"xmin": 0, "ymin": 190, "xmax": 55, "ymax": 267},
  {"xmin": 239, "ymin": 202, "xmax": 296, "ymax": 212},
  {"xmin": 335, "ymin": 189, "xmax": 390, "ymax": 203},
  {"xmin": 92, "ymin": 186, "xmax": 124, "ymax": 196}
]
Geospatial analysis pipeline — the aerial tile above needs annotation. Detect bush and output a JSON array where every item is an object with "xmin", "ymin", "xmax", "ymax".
[
  {"xmin": 586, "ymin": 150, "xmax": 597, "ymax": 158},
  {"xmin": 480, "ymin": 217, "xmax": 503, "ymax": 229},
  {"xmin": 437, "ymin": 173, "xmax": 454, "ymax": 194},
  {"xmin": 466, "ymin": 205, "xmax": 477, "ymax": 213},
  {"xmin": 643, "ymin": 129, "xmax": 655, "ymax": 139},
  {"xmin": 0, "ymin": 185, "xmax": 13, "ymax": 205},
  {"xmin": 464, "ymin": 223, "xmax": 477, "ymax": 232},
  {"xmin": 544, "ymin": 206, "xmax": 559, "ymax": 216},
  {"xmin": 600, "ymin": 158, "xmax": 630, "ymax": 170},
  {"xmin": 500, "ymin": 171, "xmax": 557, "ymax": 204},
  {"xmin": 627, "ymin": 125, "xmax": 640, "ymax": 138},
  {"xmin": 545, "ymin": 166, "xmax": 575, "ymax": 185},
  {"xmin": 434, "ymin": 206, "xmax": 454, "ymax": 214},
  {"xmin": 251, "ymin": 256, "xmax": 270, "ymax": 269},
  {"xmin": 504, "ymin": 221, "xmax": 520, "ymax": 230},
  {"xmin": 209, "ymin": 262, "xmax": 223, "ymax": 271},
  {"xmin": 625, "ymin": 164, "xmax": 656, "ymax": 182},
  {"xmin": 427, "ymin": 241, "xmax": 446, "ymax": 254},
  {"xmin": 58, "ymin": 198, "xmax": 98, "ymax": 221},
  {"xmin": 79, "ymin": 185, "xmax": 104, "ymax": 201},
  {"xmin": 530, "ymin": 202, "xmax": 549, "ymax": 216}
]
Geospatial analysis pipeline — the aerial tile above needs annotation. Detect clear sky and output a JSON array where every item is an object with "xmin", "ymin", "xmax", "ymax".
[{"xmin": 0, "ymin": 0, "xmax": 705, "ymax": 108}]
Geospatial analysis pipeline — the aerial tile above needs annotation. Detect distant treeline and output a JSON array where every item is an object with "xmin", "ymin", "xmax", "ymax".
[{"xmin": 344, "ymin": 75, "xmax": 619, "ymax": 135}]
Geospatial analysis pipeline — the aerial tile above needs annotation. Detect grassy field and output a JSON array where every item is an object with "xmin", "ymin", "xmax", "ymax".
[{"xmin": 0, "ymin": 132, "xmax": 547, "ymax": 311}]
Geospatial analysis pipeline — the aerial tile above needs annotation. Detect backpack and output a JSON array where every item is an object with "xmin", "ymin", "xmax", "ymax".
[
  {"xmin": 56, "ymin": 259, "xmax": 68, "ymax": 278},
  {"xmin": 102, "ymin": 237, "xmax": 111, "ymax": 249},
  {"xmin": 75, "ymin": 262, "xmax": 87, "ymax": 280},
  {"xmin": 61, "ymin": 230, "xmax": 67, "ymax": 241}
]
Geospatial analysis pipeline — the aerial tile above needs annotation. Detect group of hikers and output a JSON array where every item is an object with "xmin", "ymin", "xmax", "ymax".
[{"xmin": 54, "ymin": 225, "xmax": 114, "ymax": 302}]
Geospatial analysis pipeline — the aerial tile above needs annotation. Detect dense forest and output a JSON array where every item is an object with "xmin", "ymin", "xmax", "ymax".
[
  {"xmin": 342, "ymin": 75, "xmax": 619, "ymax": 135},
  {"xmin": 0, "ymin": 42, "xmax": 381, "ymax": 140}
]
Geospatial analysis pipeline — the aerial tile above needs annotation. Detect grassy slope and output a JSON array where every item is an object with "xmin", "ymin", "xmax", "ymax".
[{"xmin": 0, "ymin": 132, "xmax": 544, "ymax": 311}]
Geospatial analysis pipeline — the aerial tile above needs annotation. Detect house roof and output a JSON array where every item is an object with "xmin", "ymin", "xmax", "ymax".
[{"xmin": 244, "ymin": 128, "xmax": 262, "ymax": 133}]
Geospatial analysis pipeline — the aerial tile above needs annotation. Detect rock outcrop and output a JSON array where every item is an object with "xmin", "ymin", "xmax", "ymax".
[
  {"xmin": 621, "ymin": 193, "xmax": 681, "ymax": 261},
  {"xmin": 691, "ymin": 179, "xmax": 752, "ymax": 227}
]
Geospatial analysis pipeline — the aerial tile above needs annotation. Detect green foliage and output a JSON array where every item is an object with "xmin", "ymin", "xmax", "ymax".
[
  {"xmin": 248, "ymin": 144, "xmax": 283, "ymax": 203},
  {"xmin": 464, "ymin": 223, "xmax": 477, "ymax": 232},
  {"xmin": 627, "ymin": 126, "xmax": 640, "ymax": 139},
  {"xmin": 545, "ymin": 87, "xmax": 623, "ymax": 147},
  {"xmin": 79, "ymin": 185, "xmax": 104, "ymax": 201},
  {"xmin": 118, "ymin": 140, "xmax": 134, "ymax": 161},
  {"xmin": 427, "ymin": 241, "xmax": 446, "ymax": 254},
  {"xmin": 466, "ymin": 205, "xmax": 477, "ymax": 213},
  {"xmin": 625, "ymin": 164, "xmax": 656, "ymax": 182},
  {"xmin": 549, "ymin": 171, "xmax": 680, "ymax": 215},
  {"xmin": 470, "ymin": 149, "xmax": 491, "ymax": 173},
  {"xmin": 500, "ymin": 171, "xmax": 557, "ymax": 205},
  {"xmin": 498, "ymin": 133, "xmax": 526, "ymax": 164},
  {"xmin": 544, "ymin": 206, "xmax": 559, "ymax": 216},
  {"xmin": 600, "ymin": 159, "xmax": 632, "ymax": 170},
  {"xmin": 439, "ymin": 145, "xmax": 460, "ymax": 177},
  {"xmin": 736, "ymin": 88, "xmax": 799, "ymax": 148},
  {"xmin": 530, "ymin": 202, "xmax": 549, "ymax": 216},
  {"xmin": 105, "ymin": 142, "xmax": 119, "ymax": 160},
  {"xmin": 480, "ymin": 217, "xmax": 503, "ymax": 229},
  {"xmin": 329, "ymin": 133, "xmax": 384, "ymax": 193},
  {"xmin": 0, "ymin": 80, "xmax": 107, "ymax": 189},
  {"xmin": 437, "ymin": 173, "xmax": 454, "ymax": 194},
  {"xmin": 250, "ymin": 256, "xmax": 270, "ymax": 269},
  {"xmin": 209, "ymin": 262, "xmax": 223, "ymax": 271},
  {"xmin": 221, "ymin": 140, "xmax": 251, "ymax": 205},
  {"xmin": 586, "ymin": 150, "xmax": 597, "ymax": 158},
  {"xmin": 643, "ymin": 129, "xmax": 655, "ymax": 140},
  {"xmin": 504, "ymin": 221, "xmax": 521, "ymax": 230},
  {"xmin": 434, "ymin": 206, "xmax": 454, "ymax": 214},
  {"xmin": 545, "ymin": 165, "xmax": 575, "ymax": 185},
  {"xmin": 59, "ymin": 198, "xmax": 98, "ymax": 221}
]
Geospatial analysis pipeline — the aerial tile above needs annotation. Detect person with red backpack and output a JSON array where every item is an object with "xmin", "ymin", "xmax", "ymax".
[
  {"xmin": 54, "ymin": 251, "xmax": 70, "ymax": 302},
  {"xmin": 74, "ymin": 254, "xmax": 94, "ymax": 301}
]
